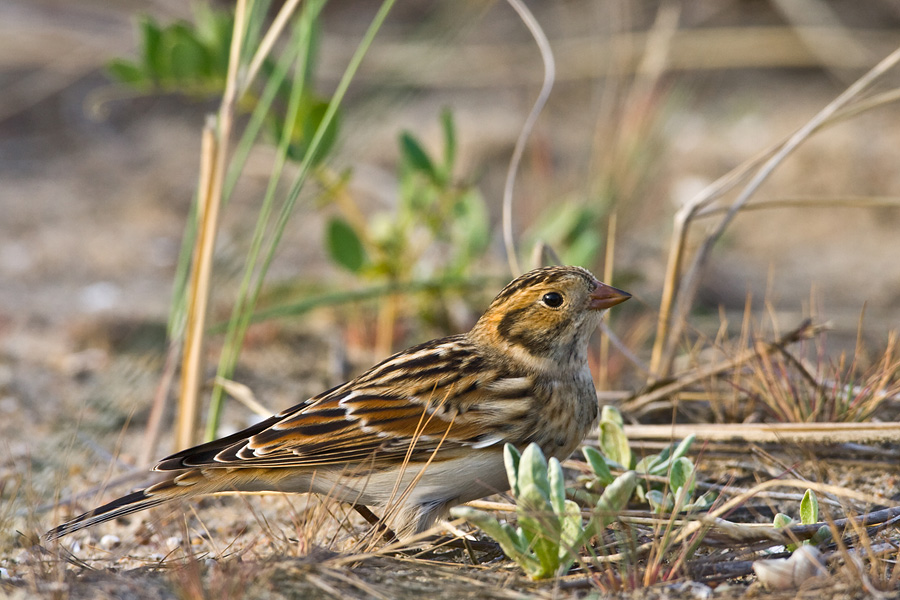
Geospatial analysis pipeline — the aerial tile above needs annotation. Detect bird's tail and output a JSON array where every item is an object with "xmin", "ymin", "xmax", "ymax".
[
  {"xmin": 43, "ymin": 471, "xmax": 216, "ymax": 541},
  {"xmin": 44, "ymin": 488, "xmax": 168, "ymax": 541}
]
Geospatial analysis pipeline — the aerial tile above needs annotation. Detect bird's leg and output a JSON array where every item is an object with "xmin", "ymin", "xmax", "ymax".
[{"xmin": 351, "ymin": 504, "xmax": 397, "ymax": 542}]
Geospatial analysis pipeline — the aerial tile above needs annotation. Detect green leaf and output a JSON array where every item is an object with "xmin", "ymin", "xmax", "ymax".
[
  {"xmin": 564, "ymin": 231, "xmax": 601, "ymax": 268},
  {"xmin": 517, "ymin": 443, "xmax": 552, "ymax": 500},
  {"xmin": 106, "ymin": 59, "xmax": 147, "ymax": 87},
  {"xmin": 645, "ymin": 435, "xmax": 697, "ymax": 477},
  {"xmin": 517, "ymin": 483, "xmax": 558, "ymax": 577},
  {"xmin": 594, "ymin": 470, "xmax": 636, "ymax": 529},
  {"xmin": 800, "ymin": 489, "xmax": 819, "ymax": 525},
  {"xmin": 503, "ymin": 443, "xmax": 521, "ymax": 496},
  {"xmin": 139, "ymin": 15, "xmax": 165, "ymax": 80},
  {"xmin": 634, "ymin": 454, "xmax": 658, "ymax": 476},
  {"xmin": 400, "ymin": 132, "xmax": 439, "ymax": 182},
  {"xmin": 773, "ymin": 513, "xmax": 794, "ymax": 529},
  {"xmin": 283, "ymin": 99, "xmax": 341, "ymax": 165},
  {"xmin": 811, "ymin": 524, "xmax": 831, "ymax": 546},
  {"xmin": 325, "ymin": 217, "xmax": 366, "ymax": 272},
  {"xmin": 583, "ymin": 446, "xmax": 614, "ymax": 486},
  {"xmin": 547, "ymin": 457, "xmax": 566, "ymax": 516},
  {"xmin": 671, "ymin": 434, "xmax": 696, "ymax": 460},
  {"xmin": 169, "ymin": 24, "xmax": 211, "ymax": 85},
  {"xmin": 669, "ymin": 457, "xmax": 695, "ymax": 502},
  {"xmin": 599, "ymin": 420, "xmax": 632, "ymax": 469},
  {"xmin": 558, "ymin": 500, "xmax": 584, "ymax": 574},
  {"xmin": 450, "ymin": 507, "xmax": 539, "ymax": 573},
  {"xmin": 600, "ymin": 405, "xmax": 624, "ymax": 427},
  {"xmin": 646, "ymin": 489, "xmax": 671, "ymax": 513},
  {"xmin": 440, "ymin": 107, "xmax": 456, "ymax": 177},
  {"xmin": 193, "ymin": 4, "xmax": 232, "ymax": 77},
  {"xmin": 653, "ymin": 444, "xmax": 673, "ymax": 466},
  {"xmin": 301, "ymin": 100, "xmax": 340, "ymax": 166},
  {"xmin": 449, "ymin": 190, "xmax": 490, "ymax": 260},
  {"xmin": 684, "ymin": 490, "xmax": 716, "ymax": 511}
]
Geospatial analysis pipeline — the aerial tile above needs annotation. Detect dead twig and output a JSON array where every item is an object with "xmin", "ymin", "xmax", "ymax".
[
  {"xmin": 624, "ymin": 319, "xmax": 824, "ymax": 414},
  {"xmin": 650, "ymin": 46, "xmax": 900, "ymax": 380}
]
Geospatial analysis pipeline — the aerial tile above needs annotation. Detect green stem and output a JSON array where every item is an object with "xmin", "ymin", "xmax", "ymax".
[{"xmin": 204, "ymin": 0, "xmax": 398, "ymax": 440}]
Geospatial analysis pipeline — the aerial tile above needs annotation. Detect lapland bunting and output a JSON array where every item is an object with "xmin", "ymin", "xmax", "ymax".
[{"xmin": 47, "ymin": 265, "xmax": 630, "ymax": 540}]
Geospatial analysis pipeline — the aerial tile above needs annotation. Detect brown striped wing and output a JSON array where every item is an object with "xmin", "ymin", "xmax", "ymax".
[{"xmin": 155, "ymin": 336, "xmax": 535, "ymax": 472}]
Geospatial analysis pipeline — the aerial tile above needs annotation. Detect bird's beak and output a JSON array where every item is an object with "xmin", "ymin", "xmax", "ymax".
[{"xmin": 589, "ymin": 281, "xmax": 631, "ymax": 310}]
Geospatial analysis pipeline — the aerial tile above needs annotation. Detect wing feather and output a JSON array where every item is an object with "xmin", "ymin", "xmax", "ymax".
[{"xmin": 154, "ymin": 335, "xmax": 536, "ymax": 472}]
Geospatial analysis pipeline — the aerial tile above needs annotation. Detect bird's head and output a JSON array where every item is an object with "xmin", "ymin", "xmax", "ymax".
[{"xmin": 469, "ymin": 266, "xmax": 631, "ymax": 370}]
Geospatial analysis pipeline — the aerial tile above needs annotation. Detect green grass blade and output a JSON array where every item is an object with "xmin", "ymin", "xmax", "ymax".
[{"xmin": 205, "ymin": 0, "xmax": 397, "ymax": 440}]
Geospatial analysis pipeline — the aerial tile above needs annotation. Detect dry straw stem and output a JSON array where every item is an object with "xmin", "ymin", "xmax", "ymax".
[
  {"xmin": 769, "ymin": 0, "xmax": 873, "ymax": 80},
  {"xmin": 501, "ymin": 0, "xmax": 555, "ymax": 276},
  {"xmin": 695, "ymin": 195, "xmax": 900, "ymax": 217},
  {"xmin": 580, "ymin": 477, "xmax": 890, "ymax": 566},
  {"xmin": 242, "ymin": 0, "xmax": 303, "ymax": 96},
  {"xmin": 623, "ymin": 421, "xmax": 900, "ymax": 445},
  {"xmin": 597, "ymin": 213, "xmax": 618, "ymax": 389},
  {"xmin": 176, "ymin": 117, "xmax": 219, "ymax": 451},
  {"xmin": 673, "ymin": 478, "xmax": 891, "ymax": 547},
  {"xmin": 626, "ymin": 319, "xmax": 824, "ymax": 414},
  {"xmin": 213, "ymin": 377, "xmax": 274, "ymax": 418},
  {"xmin": 138, "ymin": 341, "xmax": 181, "ymax": 467},
  {"xmin": 650, "ymin": 45, "xmax": 900, "ymax": 381},
  {"xmin": 330, "ymin": 28, "xmax": 900, "ymax": 88},
  {"xmin": 175, "ymin": 0, "xmax": 251, "ymax": 450}
]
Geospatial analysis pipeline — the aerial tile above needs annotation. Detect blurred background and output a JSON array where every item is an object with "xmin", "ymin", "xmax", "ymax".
[{"xmin": 3, "ymin": 0, "xmax": 900, "ymax": 479}]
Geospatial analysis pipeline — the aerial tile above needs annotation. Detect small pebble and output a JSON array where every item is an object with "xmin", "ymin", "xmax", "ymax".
[
  {"xmin": 0, "ymin": 567, "xmax": 10, "ymax": 579},
  {"xmin": 79, "ymin": 281, "xmax": 121, "ymax": 313},
  {"xmin": 668, "ymin": 580, "xmax": 713, "ymax": 599},
  {"xmin": 166, "ymin": 536, "xmax": 181, "ymax": 551},
  {"xmin": 753, "ymin": 545, "xmax": 827, "ymax": 590},
  {"xmin": 99, "ymin": 534, "xmax": 120, "ymax": 550}
]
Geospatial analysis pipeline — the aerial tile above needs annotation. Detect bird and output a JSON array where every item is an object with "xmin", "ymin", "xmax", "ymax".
[{"xmin": 46, "ymin": 265, "xmax": 630, "ymax": 542}]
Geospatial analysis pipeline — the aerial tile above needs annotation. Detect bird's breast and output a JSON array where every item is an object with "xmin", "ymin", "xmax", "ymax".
[{"xmin": 529, "ymin": 368, "xmax": 598, "ymax": 460}]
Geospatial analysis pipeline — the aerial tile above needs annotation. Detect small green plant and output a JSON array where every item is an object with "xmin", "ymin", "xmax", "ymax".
[
  {"xmin": 451, "ymin": 443, "xmax": 635, "ymax": 580},
  {"xmin": 320, "ymin": 109, "xmax": 490, "ymax": 349},
  {"xmin": 582, "ymin": 406, "xmax": 714, "ymax": 513},
  {"xmin": 107, "ymin": 7, "xmax": 232, "ymax": 94},
  {"xmin": 108, "ymin": 5, "xmax": 338, "ymax": 165},
  {"xmin": 773, "ymin": 489, "xmax": 831, "ymax": 552},
  {"xmin": 324, "ymin": 109, "xmax": 489, "ymax": 282},
  {"xmin": 524, "ymin": 200, "xmax": 607, "ymax": 267}
]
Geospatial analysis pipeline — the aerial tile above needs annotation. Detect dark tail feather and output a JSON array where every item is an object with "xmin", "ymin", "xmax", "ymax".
[{"xmin": 44, "ymin": 489, "xmax": 167, "ymax": 541}]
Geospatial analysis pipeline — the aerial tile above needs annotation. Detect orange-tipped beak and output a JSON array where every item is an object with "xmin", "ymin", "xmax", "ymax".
[{"xmin": 589, "ymin": 281, "xmax": 631, "ymax": 310}]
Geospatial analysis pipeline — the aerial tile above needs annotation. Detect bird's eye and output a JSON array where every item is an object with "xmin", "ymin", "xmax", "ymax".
[{"xmin": 541, "ymin": 292, "xmax": 564, "ymax": 308}]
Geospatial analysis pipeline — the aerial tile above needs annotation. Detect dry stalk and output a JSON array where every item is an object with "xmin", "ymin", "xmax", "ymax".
[
  {"xmin": 501, "ymin": 0, "xmax": 555, "ymax": 276},
  {"xmin": 696, "ymin": 195, "xmax": 900, "ymax": 218},
  {"xmin": 175, "ymin": 117, "xmax": 219, "ymax": 451},
  {"xmin": 175, "ymin": 0, "xmax": 251, "ymax": 450},
  {"xmin": 622, "ymin": 421, "xmax": 900, "ymax": 446},
  {"xmin": 598, "ymin": 212, "xmax": 618, "ymax": 389},
  {"xmin": 626, "ymin": 319, "xmax": 824, "ymax": 414},
  {"xmin": 335, "ymin": 28, "xmax": 900, "ymax": 88},
  {"xmin": 576, "ymin": 478, "xmax": 894, "ymax": 566},
  {"xmin": 243, "ymin": 0, "xmax": 304, "ymax": 94},
  {"xmin": 139, "ymin": 340, "xmax": 180, "ymax": 467},
  {"xmin": 213, "ymin": 377, "xmax": 274, "ymax": 418},
  {"xmin": 769, "ymin": 0, "xmax": 872, "ymax": 80},
  {"xmin": 650, "ymin": 46, "xmax": 900, "ymax": 381}
]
